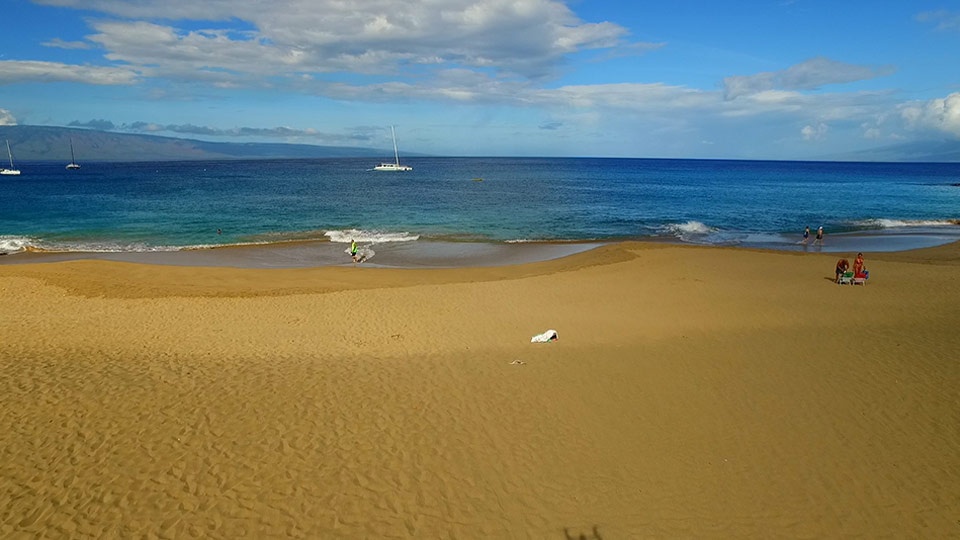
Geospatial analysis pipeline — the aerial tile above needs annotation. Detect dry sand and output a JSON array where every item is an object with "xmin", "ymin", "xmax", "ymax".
[{"xmin": 1, "ymin": 242, "xmax": 958, "ymax": 538}]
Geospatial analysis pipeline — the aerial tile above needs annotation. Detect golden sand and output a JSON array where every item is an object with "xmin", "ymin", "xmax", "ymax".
[{"xmin": 1, "ymin": 242, "xmax": 958, "ymax": 538}]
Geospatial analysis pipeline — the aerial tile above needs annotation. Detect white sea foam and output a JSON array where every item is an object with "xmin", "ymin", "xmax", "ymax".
[
  {"xmin": 49, "ymin": 242, "xmax": 184, "ymax": 253},
  {"xmin": 853, "ymin": 218, "xmax": 959, "ymax": 229},
  {"xmin": 1, "ymin": 237, "xmax": 188, "ymax": 254},
  {"xmin": 324, "ymin": 229, "xmax": 419, "ymax": 243},
  {"xmin": 343, "ymin": 245, "xmax": 376, "ymax": 262},
  {"xmin": 0, "ymin": 235, "xmax": 36, "ymax": 254},
  {"xmin": 505, "ymin": 238, "xmax": 585, "ymax": 244},
  {"xmin": 662, "ymin": 221, "xmax": 717, "ymax": 237}
]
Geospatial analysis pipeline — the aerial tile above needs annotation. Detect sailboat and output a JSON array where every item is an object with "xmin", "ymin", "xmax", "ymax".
[
  {"xmin": 1, "ymin": 140, "xmax": 20, "ymax": 176},
  {"xmin": 66, "ymin": 138, "xmax": 81, "ymax": 170},
  {"xmin": 373, "ymin": 126, "xmax": 413, "ymax": 171}
]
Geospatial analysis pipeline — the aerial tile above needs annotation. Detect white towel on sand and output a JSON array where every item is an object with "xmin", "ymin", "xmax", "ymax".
[{"xmin": 530, "ymin": 329, "xmax": 558, "ymax": 343}]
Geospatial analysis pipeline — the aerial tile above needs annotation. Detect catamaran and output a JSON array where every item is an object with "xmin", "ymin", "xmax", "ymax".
[
  {"xmin": 1, "ymin": 140, "xmax": 20, "ymax": 176},
  {"xmin": 66, "ymin": 138, "xmax": 81, "ymax": 170},
  {"xmin": 373, "ymin": 126, "xmax": 412, "ymax": 171}
]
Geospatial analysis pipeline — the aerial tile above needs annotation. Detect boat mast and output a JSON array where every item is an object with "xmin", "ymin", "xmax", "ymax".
[
  {"xmin": 391, "ymin": 125, "xmax": 400, "ymax": 166},
  {"xmin": 6, "ymin": 140, "xmax": 13, "ymax": 168}
]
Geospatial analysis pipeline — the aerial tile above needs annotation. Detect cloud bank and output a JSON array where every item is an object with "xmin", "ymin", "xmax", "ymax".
[
  {"xmin": 0, "ymin": 61, "xmax": 138, "ymax": 85},
  {"xmin": 68, "ymin": 119, "xmax": 367, "ymax": 142},
  {"xmin": 0, "ymin": 108, "xmax": 17, "ymax": 125},
  {"xmin": 722, "ymin": 57, "xmax": 894, "ymax": 100},
  {"xmin": 900, "ymin": 92, "xmax": 960, "ymax": 137},
  {"xmin": 36, "ymin": 0, "xmax": 636, "ymax": 81}
]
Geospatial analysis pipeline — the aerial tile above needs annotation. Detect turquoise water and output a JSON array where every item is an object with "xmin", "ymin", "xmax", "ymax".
[{"xmin": 1, "ymin": 157, "xmax": 958, "ymax": 255}]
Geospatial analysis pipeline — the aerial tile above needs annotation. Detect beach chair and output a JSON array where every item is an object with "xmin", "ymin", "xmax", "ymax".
[
  {"xmin": 838, "ymin": 271, "xmax": 854, "ymax": 285},
  {"xmin": 853, "ymin": 271, "xmax": 868, "ymax": 286}
]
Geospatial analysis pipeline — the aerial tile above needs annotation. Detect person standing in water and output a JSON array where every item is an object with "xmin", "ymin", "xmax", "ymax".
[
  {"xmin": 801, "ymin": 226, "xmax": 810, "ymax": 244},
  {"xmin": 350, "ymin": 239, "xmax": 359, "ymax": 263},
  {"xmin": 814, "ymin": 226, "xmax": 824, "ymax": 246}
]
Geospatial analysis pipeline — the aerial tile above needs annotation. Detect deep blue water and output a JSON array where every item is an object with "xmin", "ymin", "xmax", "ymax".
[{"xmin": 1, "ymin": 157, "xmax": 958, "ymax": 254}]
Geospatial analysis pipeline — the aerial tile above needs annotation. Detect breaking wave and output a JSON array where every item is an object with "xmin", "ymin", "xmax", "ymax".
[
  {"xmin": 661, "ymin": 221, "xmax": 718, "ymax": 239},
  {"xmin": 852, "ymin": 218, "xmax": 960, "ymax": 229},
  {"xmin": 0, "ymin": 236, "xmax": 36, "ymax": 254},
  {"xmin": 324, "ymin": 229, "xmax": 419, "ymax": 243}
]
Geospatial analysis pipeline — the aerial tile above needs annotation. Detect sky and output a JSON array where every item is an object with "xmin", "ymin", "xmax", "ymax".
[{"xmin": 1, "ymin": 0, "xmax": 959, "ymax": 159}]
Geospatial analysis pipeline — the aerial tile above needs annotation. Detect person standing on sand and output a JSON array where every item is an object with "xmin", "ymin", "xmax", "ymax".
[
  {"xmin": 801, "ymin": 226, "xmax": 810, "ymax": 244},
  {"xmin": 853, "ymin": 252, "xmax": 865, "ymax": 275},
  {"xmin": 814, "ymin": 226, "xmax": 824, "ymax": 246}
]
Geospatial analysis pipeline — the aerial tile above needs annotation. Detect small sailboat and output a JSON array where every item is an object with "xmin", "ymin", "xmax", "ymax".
[
  {"xmin": 66, "ymin": 138, "xmax": 80, "ymax": 170},
  {"xmin": 373, "ymin": 126, "xmax": 412, "ymax": 171},
  {"xmin": 1, "ymin": 140, "xmax": 20, "ymax": 176}
]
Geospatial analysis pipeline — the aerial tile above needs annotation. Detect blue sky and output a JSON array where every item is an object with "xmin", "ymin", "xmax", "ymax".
[{"xmin": 1, "ymin": 0, "xmax": 959, "ymax": 159}]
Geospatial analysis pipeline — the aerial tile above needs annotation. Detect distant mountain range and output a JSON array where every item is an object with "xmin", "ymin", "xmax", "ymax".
[
  {"xmin": 1, "ymin": 124, "xmax": 958, "ymax": 162},
  {"xmin": 0, "ymin": 125, "xmax": 401, "ymax": 162},
  {"xmin": 825, "ymin": 139, "xmax": 960, "ymax": 163}
]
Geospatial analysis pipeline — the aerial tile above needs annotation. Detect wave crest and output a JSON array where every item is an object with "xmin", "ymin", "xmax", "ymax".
[
  {"xmin": 662, "ymin": 221, "xmax": 717, "ymax": 237},
  {"xmin": 324, "ymin": 229, "xmax": 419, "ymax": 243},
  {"xmin": 0, "ymin": 235, "xmax": 37, "ymax": 254},
  {"xmin": 853, "ymin": 218, "xmax": 959, "ymax": 229}
]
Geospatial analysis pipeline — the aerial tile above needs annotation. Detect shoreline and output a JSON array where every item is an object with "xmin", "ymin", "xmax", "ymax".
[{"xmin": 2, "ymin": 224, "xmax": 959, "ymax": 269}]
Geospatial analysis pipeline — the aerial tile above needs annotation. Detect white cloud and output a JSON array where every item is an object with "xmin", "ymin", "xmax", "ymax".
[
  {"xmin": 723, "ymin": 57, "xmax": 894, "ymax": 99},
  {"xmin": 0, "ymin": 108, "xmax": 17, "ymax": 125},
  {"xmin": 915, "ymin": 10, "xmax": 960, "ymax": 32},
  {"xmin": 69, "ymin": 118, "xmax": 368, "ymax": 143},
  {"xmin": 530, "ymin": 82, "xmax": 715, "ymax": 112},
  {"xmin": 898, "ymin": 92, "xmax": 960, "ymax": 137},
  {"xmin": 38, "ymin": 0, "xmax": 639, "ymax": 81},
  {"xmin": 801, "ymin": 123, "xmax": 828, "ymax": 141},
  {"xmin": 87, "ymin": 21, "xmax": 279, "ymax": 85},
  {"xmin": 0, "ymin": 60, "xmax": 139, "ymax": 85},
  {"xmin": 42, "ymin": 38, "xmax": 91, "ymax": 50}
]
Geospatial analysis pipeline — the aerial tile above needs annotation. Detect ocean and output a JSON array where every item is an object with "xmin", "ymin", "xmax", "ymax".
[{"xmin": 1, "ymin": 157, "xmax": 958, "ymax": 266}]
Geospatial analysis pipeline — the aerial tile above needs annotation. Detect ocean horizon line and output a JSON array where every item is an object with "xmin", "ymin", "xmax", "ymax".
[{"xmin": 8, "ymin": 155, "xmax": 960, "ymax": 165}]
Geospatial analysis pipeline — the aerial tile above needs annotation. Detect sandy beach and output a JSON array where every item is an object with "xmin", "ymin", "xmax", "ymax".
[{"xmin": 1, "ymin": 242, "xmax": 958, "ymax": 538}]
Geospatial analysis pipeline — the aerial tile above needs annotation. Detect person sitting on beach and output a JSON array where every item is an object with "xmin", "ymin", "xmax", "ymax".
[{"xmin": 835, "ymin": 258, "xmax": 850, "ymax": 283}]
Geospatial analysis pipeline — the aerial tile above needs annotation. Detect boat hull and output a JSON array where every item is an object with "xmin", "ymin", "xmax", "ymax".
[{"xmin": 373, "ymin": 163, "xmax": 413, "ymax": 171}]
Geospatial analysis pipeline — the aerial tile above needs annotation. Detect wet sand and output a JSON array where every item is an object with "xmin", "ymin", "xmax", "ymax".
[
  {"xmin": 1, "ymin": 240, "xmax": 605, "ymax": 269},
  {"xmin": 1, "ymin": 241, "xmax": 958, "ymax": 537}
]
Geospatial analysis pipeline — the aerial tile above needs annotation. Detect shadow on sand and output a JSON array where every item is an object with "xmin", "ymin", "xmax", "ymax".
[{"xmin": 564, "ymin": 525, "xmax": 603, "ymax": 540}]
